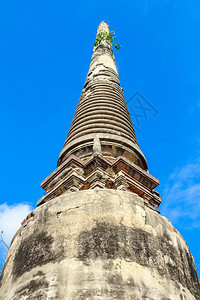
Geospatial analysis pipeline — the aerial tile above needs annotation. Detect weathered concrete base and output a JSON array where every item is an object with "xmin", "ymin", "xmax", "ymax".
[{"xmin": 0, "ymin": 189, "xmax": 199, "ymax": 299}]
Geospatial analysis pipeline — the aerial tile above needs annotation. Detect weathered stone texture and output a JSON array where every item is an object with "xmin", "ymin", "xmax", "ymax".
[
  {"xmin": 58, "ymin": 22, "xmax": 147, "ymax": 171},
  {"xmin": 1, "ymin": 189, "xmax": 199, "ymax": 299}
]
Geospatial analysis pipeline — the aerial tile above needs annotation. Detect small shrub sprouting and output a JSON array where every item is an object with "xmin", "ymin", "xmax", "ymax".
[{"xmin": 94, "ymin": 30, "xmax": 121, "ymax": 50}]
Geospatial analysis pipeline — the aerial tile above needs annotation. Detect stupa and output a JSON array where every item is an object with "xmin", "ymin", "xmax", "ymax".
[{"xmin": 0, "ymin": 21, "xmax": 199, "ymax": 300}]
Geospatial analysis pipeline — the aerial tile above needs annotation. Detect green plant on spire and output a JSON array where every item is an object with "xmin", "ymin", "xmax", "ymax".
[{"xmin": 94, "ymin": 30, "xmax": 122, "ymax": 50}]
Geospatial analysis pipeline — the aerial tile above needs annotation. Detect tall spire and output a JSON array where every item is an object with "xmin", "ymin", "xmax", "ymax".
[
  {"xmin": 58, "ymin": 21, "xmax": 147, "ymax": 170},
  {"xmin": 1, "ymin": 22, "xmax": 200, "ymax": 300},
  {"xmin": 38, "ymin": 21, "xmax": 161, "ymax": 210}
]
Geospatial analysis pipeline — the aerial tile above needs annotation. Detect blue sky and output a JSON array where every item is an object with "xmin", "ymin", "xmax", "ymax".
[{"xmin": 0, "ymin": 0, "xmax": 200, "ymax": 276}]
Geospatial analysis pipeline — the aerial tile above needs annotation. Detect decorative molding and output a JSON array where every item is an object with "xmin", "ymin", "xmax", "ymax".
[{"xmin": 38, "ymin": 154, "xmax": 161, "ymax": 211}]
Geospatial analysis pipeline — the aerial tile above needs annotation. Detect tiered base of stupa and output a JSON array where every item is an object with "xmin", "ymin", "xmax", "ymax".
[{"xmin": 1, "ymin": 189, "xmax": 199, "ymax": 300}]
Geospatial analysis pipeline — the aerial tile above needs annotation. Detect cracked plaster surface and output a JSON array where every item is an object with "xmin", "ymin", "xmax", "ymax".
[{"xmin": 0, "ymin": 189, "xmax": 199, "ymax": 300}]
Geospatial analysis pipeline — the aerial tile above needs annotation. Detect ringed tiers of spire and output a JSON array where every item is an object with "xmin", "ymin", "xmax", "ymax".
[
  {"xmin": 38, "ymin": 21, "xmax": 161, "ymax": 210},
  {"xmin": 58, "ymin": 21, "xmax": 147, "ymax": 170}
]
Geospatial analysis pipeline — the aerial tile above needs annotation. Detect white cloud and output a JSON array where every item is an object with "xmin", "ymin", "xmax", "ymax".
[
  {"xmin": 0, "ymin": 203, "xmax": 32, "ymax": 246},
  {"xmin": 160, "ymin": 160, "xmax": 200, "ymax": 229}
]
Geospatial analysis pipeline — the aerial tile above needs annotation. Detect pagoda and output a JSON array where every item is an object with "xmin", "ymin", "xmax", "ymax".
[{"xmin": 0, "ymin": 21, "xmax": 199, "ymax": 300}]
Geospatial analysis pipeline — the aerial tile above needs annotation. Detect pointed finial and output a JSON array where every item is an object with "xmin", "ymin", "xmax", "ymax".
[
  {"xmin": 94, "ymin": 21, "xmax": 112, "ymax": 50},
  {"xmin": 97, "ymin": 21, "xmax": 110, "ymax": 34}
]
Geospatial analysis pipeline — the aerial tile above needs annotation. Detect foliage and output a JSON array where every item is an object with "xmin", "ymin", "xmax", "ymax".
[{"xmin": 94, "ymin": 30, "xmax": 121, "ymax": 50}]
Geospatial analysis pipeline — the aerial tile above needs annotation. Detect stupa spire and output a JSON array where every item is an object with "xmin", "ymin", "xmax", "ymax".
[
  {"xmin": 1, "ymin": 21, "xmax": 199, "ymax": 300},
  {"xmin": 38, "ymin": 21, "xmax": 161, "ymax": 210},
  {"xmin": 58, "ymin": 21, "xmax": 146, "ymax": 169}
]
